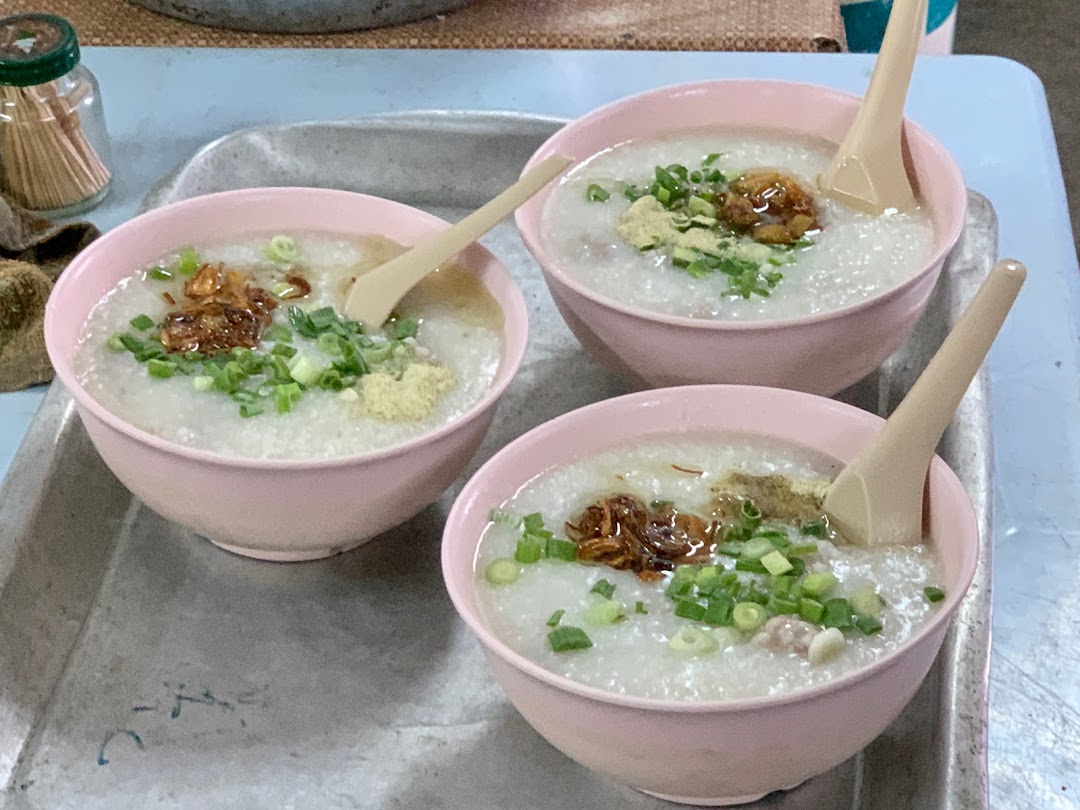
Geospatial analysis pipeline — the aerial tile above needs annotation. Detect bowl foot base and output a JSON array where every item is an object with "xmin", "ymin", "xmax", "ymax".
[
  {"xmin": 639, "ymin": 778, "xmax": 806, "ymax": 807},
  {"xmin": 208, "ymin": 536, "xmax": 370, "ymax": 562},
  {"xmin": 637, "ymin": 789, "xmax": 766, "ymax": 807}
]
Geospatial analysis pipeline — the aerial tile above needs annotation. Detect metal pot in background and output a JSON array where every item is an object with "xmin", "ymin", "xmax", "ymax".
[{"xmin": 129, "ymin": 0, "xmax": 472, "ymax": 34}]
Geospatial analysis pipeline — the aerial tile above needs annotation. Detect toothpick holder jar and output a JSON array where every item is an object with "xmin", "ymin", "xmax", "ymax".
[{"xmin": 0, "ymin": 14, "xmax": 113, "ymax": 217}]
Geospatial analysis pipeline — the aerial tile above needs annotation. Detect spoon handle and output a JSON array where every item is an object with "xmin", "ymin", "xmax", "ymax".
[
  {"xmin": 344, "ymin": 154, "xmax": 573, "ymax": 328},
  {"xmin": 875, "ymin": 259, "xmax": 1025, "ymax": 463},
  {"xmin": 850, "ymin": 0, "xmax": 927, "ymax": 147},
  {"xmin": 824, "ymin": 259, "xmax": 1025, "ymax": 546},
  {"xmin": 821, "ymin": 0, "xmax": 927, "ymax": 214}
]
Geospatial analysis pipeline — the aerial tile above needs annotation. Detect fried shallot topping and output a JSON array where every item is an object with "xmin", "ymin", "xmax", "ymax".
[
  {"xmin": 720, "ymin": 169, "xmax": 820, "ymax": 245},
  {"xmin": 280, "ymin": 273, "xmax": 311, "ymax": 300},
  {"xmin": 159, "ymin": 263, "xmax": 277, "ymax": 355},
  {"xmin": 565, "ymin": 494, "xmax": 717, "ymax": 580}
]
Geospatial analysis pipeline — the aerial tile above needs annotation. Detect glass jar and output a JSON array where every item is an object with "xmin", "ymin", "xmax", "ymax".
[{"xmin": 0, "ymin": 13, "xmax": 113, "ymax": 216}]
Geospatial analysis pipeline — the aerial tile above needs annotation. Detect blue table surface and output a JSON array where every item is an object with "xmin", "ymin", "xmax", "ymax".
[{"xmin": 2, "ymin": 50, "xmax": 1077, "ymax": 807}]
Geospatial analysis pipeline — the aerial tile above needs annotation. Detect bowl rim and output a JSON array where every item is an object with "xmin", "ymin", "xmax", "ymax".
[
  {"xmin": 515, "ymin": 78, "xmax": 968, "ymax": 331},
  {"xmin": 442, "ymin": 384, "xmax": 980, "ymax": 714},
  {"xmin": 45, "ymin": 186, "xmax": 530, "ymax": 471}
]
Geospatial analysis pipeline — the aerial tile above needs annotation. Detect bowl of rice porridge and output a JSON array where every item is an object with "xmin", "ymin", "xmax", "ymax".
[
  {"xmin": 515, "ymin": 80, "xmax": 967, "ymax": 395},
  {"xmin": 45, "ymin": 187, "xmax": 528, "ymax": 561},
  {"xmin": 442, "ymin": 385, "xmax": 978, "ymax": 805}
]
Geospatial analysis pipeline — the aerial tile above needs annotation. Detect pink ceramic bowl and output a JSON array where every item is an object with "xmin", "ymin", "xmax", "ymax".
[
  {"xmin": 45, "ymin": 187, "xmax": 529, "ymax": 562},
  {"xmin": 515, "ymin": 80, "xmax": 968, "ymax": 396},
  {"xmin": 442, "ymin": 385, "xmax": 978, "ymax": 806}
]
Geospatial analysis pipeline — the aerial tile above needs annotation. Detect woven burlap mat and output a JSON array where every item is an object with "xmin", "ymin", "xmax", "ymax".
[{"xmin": 2, "ymin": 0, "xmax": 845, "ymax": 52}]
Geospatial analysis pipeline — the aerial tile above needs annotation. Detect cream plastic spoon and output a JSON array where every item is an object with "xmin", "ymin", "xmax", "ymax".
[
  {"xmin": 344, "ymin": 154, "xmax": 573, "ymax": 330},
  {"xmin": 823, "ymin": 259, "xmax": 1027, "ymax": 547},
  {"xmin": 818, "ymin": 0, "xmax": 927, "ymax": 215}
]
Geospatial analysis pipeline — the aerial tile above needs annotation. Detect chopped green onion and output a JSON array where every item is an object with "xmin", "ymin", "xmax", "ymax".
[
  {"xmin": 742, "ymin": 582, "xmax": 770, "ymax": 606},
  {"xmin": 288, "ymin": 355, "xmax": 324, "ymax": 387},
  {"xmin": 590, "ymin": 579, "xmax": 616, "ymax": 600},
  {"xmin": 288, "ymin": 306, "xmax": 318, "ymax": 338},
  {"xmin": 735, "ymin": 558, "xmax": 769, "ymax": 574},
  {"xmin": 484, "ymin": 558, "xmax": 520, "ymax": 585},
  {"xmin": 850, "ymin": 587, "xmax": 885, "ymax": 617},
  {"xmin": 760, "ymin": 550, "xmax": 794, "ymax": 576},
  {"xmin": 801, "ymin": 571, "xmax": 839, "ymax": 599},
  {"xmin": 546, "ymin": 609, "xmax": 565, "ymax": 627},
  {"xmin": 665, "ymin": 579, "xmax": 694, "ymax": 600},
  {"xmin": 924, "ymin": 586, "xmax": 946, "ymax": 603},
  {"xmin": 702, "ymin": 152, "xmax": 723, "ymax": 167},
  {"xmin": 586, "ymin": 183, "xmax": 610, "ymax": 203},
  {"xmin": 266, "ymin": 234, "xmax": 300, "ymax": 264},
  {"xmin": 635, "ymin": 601, "xmax": 648, "ymax": 615},
  {"xmin": 269, "ymin": 356, "xmax": 293, "ymax": 384},
  {"xmin": 545, "ymin": 537, "xmax": 578, "ymax": 562},
  {"xmin": 755, "ymin": 527, "xmax": 788, "ymax": 540},
  {"xmin": 703, "ymin": 595, "xmax": 735, "ymax": 626},
  {"xmin": 239, "ymin": 403, "xmax": 264, "ymax": 418},
  {"xmin": 275, "ymin": 382, "xmax": 303, "ymax": 413},
  {"xmin": 715, "ymin": 542, "xmax": 744, "ymax": 558},
  {"xmin": 732, "ymin": 602, "xmax": 768, "ymax": 633},
  {"xmin": 307, "ymin": 307, "xmax": 338, "ymax": 332},
  {"xmin": 767, "ymin": 595, "xmax": 800, "ymax": 615},
  {"xmin": 822, "ymin": 598, "xmax": 854, "ymax": 630},
  {"xmin": 584, "ymin": 599, "xmax": 626, "ymax": 626},
  {"xmin": 266, "ymin": 325, "xmax": 292, "ymax": 343},
  {"xmin": 668, "ymin": 626, "xmax": 718, "ymax": 656},
  {"xmin": 147, "ymin": 267, "xmax": 172, "ymax": 281},
  {"xmin": 674, "ymin": 600, "xmax": 706, "ymax": 621},
  {"xmin": 389, "ymin": 318, "xmax": 420, "ymax": 340},
  {"xmin": 799, "ymin": 597, "xmax": 825, "ymax": 624},
  {"xmin": 723, "ymin": 525, "xmax": 752, "ymax": 543},
  {"xmin": 771, "ymin": 575, "xmax": 795, "ymax": 598},
  {"xmin": 129, "ymin": 314, "xmax": 155, "ymax": 331},
  {"xmin": 146, "ymin": 358, "xmax": 177, "ymax": 379},
  {"xmin": 106, "ymin": 334, "xmax": 126, "ymax": 353},
  {"xmin": 271, "ymin": 343, "xmax": 297, "ymax": 358},
  {"xmin": 695, "ymin": 565, "xmax": 720, "ymax": 587},
  {"xmin": 684, "ymin": 259, "xmax": 713, "ymax": 279},
  {"xmin": 671, "ymin": 246, "xmax": 700, "ymax": 267},
  {"xmin": 664, "ymin": 163, "xmax": 688, "ymax": 181},
  {"xmin": 740, "ymin": 537, "xmax": 774, "ymax": 560},
  {"xmin": 688, "ymin": 170, "xmax": 703, "ymax": 183},
  {"xmin": 800, "ymin": 520, "xmax": 827, "ymax": 537},
  {"xmin": 231, "ymin": 390, "xmax": 263, "ymax": 406},
  {"xmin": 548, "ymin": 626, "xmax": 593, "ymax": 653},
  {"xmin": 689, "ymin": 195, "xmax": 715, "ymax": 216},
  {"xmin": 176, "ymin": 247, "xmax": 201, "ymax": 276},
  {"xmin": 854, "ymin": 614, "xmax": 884, "ymax": 635},
  {"xmin": 489, "ymin": 510, "xmax": 519, "ymax": 527},
  {"xmin": 317, "ymin": 333, "xmax": 344, "ymax": 355},
  {"xmin": 671, "ymin": 565, "xmax": 698, "ymax": 584},
  {"xmin": 740, "ymin": 499, "xmax": 763, "ymax": 530},
  {"xmin": 514, "ymin": 537, "xmax": 543, "ymax": 564},
  {"xmin": 191, "ymin": 375, "xmax": 214, "ymax": 392},
  {"xmin": 787, "ymin": 542, "xmax": 819, "ymax": 556}
]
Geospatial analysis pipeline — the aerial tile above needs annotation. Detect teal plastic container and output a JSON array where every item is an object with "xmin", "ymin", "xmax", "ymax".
[{"xmin": 841, "ymin": 0, "xmax": 958, "ymax": 54}]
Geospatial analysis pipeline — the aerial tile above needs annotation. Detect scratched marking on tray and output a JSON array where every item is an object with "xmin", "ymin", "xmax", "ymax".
[
  {"xmin": 97, "ymin": 730, "xmax": 145, "ymax": 765},
  {"xmin": 96, "ymin": 684, "xmax": 269, "ymax": 765}
]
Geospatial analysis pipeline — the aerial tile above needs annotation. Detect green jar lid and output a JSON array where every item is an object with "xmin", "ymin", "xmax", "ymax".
[{"xmin": 0, "ymin": 14, "xmax": 80, "ymax": 88}]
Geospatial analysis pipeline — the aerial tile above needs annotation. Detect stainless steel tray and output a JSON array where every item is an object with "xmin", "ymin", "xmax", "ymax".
[{"xmin": 0, "ymin": 112, "xmax": 994, "ymax": 809}]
